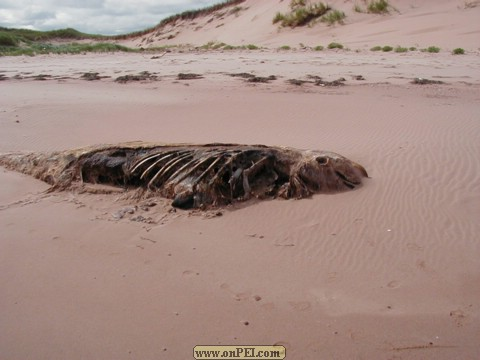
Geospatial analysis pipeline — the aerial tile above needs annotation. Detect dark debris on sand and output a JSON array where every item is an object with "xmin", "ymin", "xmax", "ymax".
[
  {"xmin": 228, "ymin": 73, "xmax": 277, "ymax": 83},
  {"xmin": 288, "ymin": 75, "xmax": 347, "ymax": 87},
  {"xmin": 411, "ymin": 77, "xmax": 445, "ymax": 85},
  {"xmin": 34, "ymin": 74, "xmax": 52, "ymax": 81},
  {"xmin": 81, "ymin": 72, "xmax": 101, "ymax": 81},
  {"xmin": 247, "ymin": 75, "xmax": 277, "ymax": 83},
  {"xmin": 177, "ymin": 73, "xmax": 203, "ymax": 80},
  {"xmin": 115, "ymin": 71, "xmax": 158, "ymax": 83},
  {"xmin": 229, "ymin": 72, "xmax": 255, "ymax": 79}
]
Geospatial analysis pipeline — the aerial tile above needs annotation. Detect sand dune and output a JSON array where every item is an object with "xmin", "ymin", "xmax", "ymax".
[{"xmin": 127, "ymin": 0, "xmax": 480, "ymax": 50}]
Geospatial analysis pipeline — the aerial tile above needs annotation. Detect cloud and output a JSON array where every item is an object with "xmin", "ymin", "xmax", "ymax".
[{"xmin": 0, "ymin": 0, "xmax": 221, "ymax": 34}]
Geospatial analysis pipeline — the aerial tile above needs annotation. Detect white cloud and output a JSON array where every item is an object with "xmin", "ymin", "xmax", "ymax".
[{"xmin": 0, "ymin": 0, "xmax": 221, "ymax": 34}]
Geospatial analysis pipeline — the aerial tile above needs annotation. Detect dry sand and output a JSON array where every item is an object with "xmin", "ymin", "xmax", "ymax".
[{"xmin": 1, "ymin": 3, "xmax": 480, "ymax": 358}]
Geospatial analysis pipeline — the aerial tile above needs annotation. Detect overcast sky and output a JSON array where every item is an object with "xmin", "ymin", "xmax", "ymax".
[{"xmin": 0, "ymin": 0, "xmax": 222, "ymax": 35}]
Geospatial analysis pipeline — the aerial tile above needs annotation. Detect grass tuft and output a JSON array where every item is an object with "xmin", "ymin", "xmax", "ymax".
[
  {"xmin": 452, "ymin": 48, "xmax": 465, "ymax": 55},
  {"xmin": 321, "ymin": 10, "xmax": 346, "ymax": 25},
  {"xmin": 394, "ymin": 46, "xmax": 408, "ymax": 53},
  {"xmin": 328, "ymin": 42, "xmax": 344, "ymax": 49},
  {"xmin": 367, "ymin": 0, "xmax": 390, "ymax": 14},
  {"xmin": 273, "ymin": 1, "xmax": 331, "ymax": 27},
  {"xmin": 314, "ymin": 45, "xmax": 324, "ymax": 51},
  {"xmin": 422, "ymin": 46, "xmax": 440, "ymax": 53}
]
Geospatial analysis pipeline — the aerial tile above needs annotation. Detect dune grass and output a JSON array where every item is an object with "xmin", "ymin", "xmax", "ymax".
[
  {"xmin": 199, "ymin": 42, "xmax": 260, "ymax": 51},
  {"xmin": 0, "ymin": 27, "xmax": 105, "ymax": 44},
  {"xmin": 371, "ymin": 45, "xmax": 410, "ymax": 53},
  {"xmin": 422, "ymin": 46, "xmax": 441, "ymax": 53},
  {"xmin": 0, "ymin": 26, "xmax": 136, "ymax": 56},
  {"xmin": 452, "ymin": 48, "xmax": 465, "ymax": 55},
  {"xmin": 394, "ymin": 46, "xmax": 408, "ymax": 53},
  {"xmin": 367, "ymin": 0, "xmax": 390, "ymax": 14},
  {"xmin": 0, "ymin": 42, "xmax": 135, "ymax": 56},
  {"xmin": 327, "ymin": 42, "xmax": 344, "ymax": 49},
  {"xmin": 273, "ymin": 1, "xmax": 332, "ymax": 27},
  {"xmin": 321, "ymin": 10, "xmax": 346, "ymax": 25}
]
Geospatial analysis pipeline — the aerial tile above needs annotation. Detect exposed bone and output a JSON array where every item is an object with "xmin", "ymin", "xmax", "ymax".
[
  {"xmin": 209, "ymin": 153, "xmax": 240, "ymax": 186},
  {"xmin": 164, "ymin": 157, "xmax": 200, "ymax": 184},
  {"xmin": 172, "ymin": 151, "xmax": 223, "ymax": 185},
  {"xmin": 147, "ymin": 152, "xmax": 193, "ymax": 188},
  {"xmin": 139, "ymin": 152, "xmax": 177, "ymax": 179},
  {"xmin": 193, "ymin": 155, "xmax": 225, "ymax": 185},
  {"xmin": 242, "ymin": 156, "xmax": 271, "ymax": 198},
  {"xmin": 140, "ymin": 150, "xmax": 191, "ymax": 180},
  {"xmin": 130, "ymin": 151, "xmax": 175, "ymax": 174}
]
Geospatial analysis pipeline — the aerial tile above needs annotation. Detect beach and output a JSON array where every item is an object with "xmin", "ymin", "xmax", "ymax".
[
  {"xmin": 1, "ymin": 49, "xmax": 479, "ymax": 359},
  {"xmin": 1, "ymin": 0, "xmax": 480, "ymax": 357}
]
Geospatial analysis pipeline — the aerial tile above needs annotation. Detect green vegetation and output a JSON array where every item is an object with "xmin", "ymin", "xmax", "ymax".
[
  {"xmin": 279, "ymin": 45, "xmax": 291, "ymax": 50},
  {"xmin": 367, "ymin": 0, "xmax": 390, "ymax": 14},
  {"xmin": 452, "ymin": 47, "xmax": 465, "ymax": 55},
  {"xmin": 394, "ymin": 46, "xmax": 408, "ymax": 53},
  {"xmin": 314, "ymin": 45, "xmax": 324, "ymax": 51},
  {"xmin": 199, "ymin": 42, "xmax": 260, "ymax": 50},
  {"xmin": 1, "ymin": 41, "xmax": 135, "ymax": 56},
  {"xmin": 200, "ymin": 41, "xmax": 227, "ymax": 50},
  {"xmin": 409, "ymin": 46, "xmax": 417, "ymax": 51},
  {"xmin": 321, "ymin": 10, "xmax": 346, "ymax": 25},
  {"xmin": 327, "ymin": 42, "xmax": 344, "ymax": 49},
  {"xmin": 0, "ymin": 26, "xmax": 105, "ymax": 43},
  {"xmin": 371, "ymin": 45, "xmax": 409, "ymax": 52},
  {"xmin": 290, "ymin": 0, "xmax": 307, "ymax": 7},
  {"xmin": 422, "ymin": 46, "xmax": 440, "ymax": 53},
  {"xmin": 0, "ymin": 33, "xmax": 18, "ymax": 46},
  {"xmin": 0, "ymin": 27, "xmax": 109, "ymax": 55},
  {"xmin": 273, "ymin": 1, "xmax": 331, "ymax": 27}
]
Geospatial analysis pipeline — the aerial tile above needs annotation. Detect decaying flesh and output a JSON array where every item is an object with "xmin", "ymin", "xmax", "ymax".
[{"xmin": 0, "ymin": 142, "xmax": 368, "ymax": 209}]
